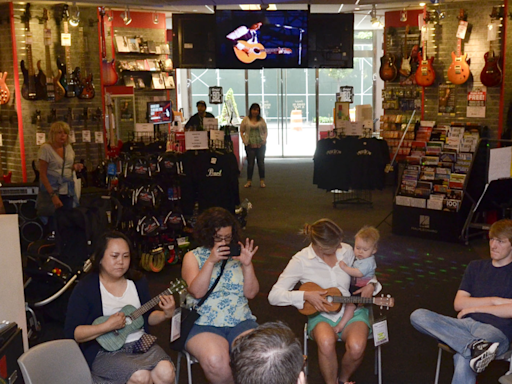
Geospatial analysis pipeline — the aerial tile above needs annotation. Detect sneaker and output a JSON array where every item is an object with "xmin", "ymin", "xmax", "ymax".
[{"xmin": 469, "ymin": 340, "xmax": 499, "ymax": 373}]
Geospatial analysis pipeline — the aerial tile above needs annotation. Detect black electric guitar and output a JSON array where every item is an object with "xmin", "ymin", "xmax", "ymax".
[
  {"xmin": 57, "ymin": 5, "xmax": 79, "ymax": 97},
  {"xmin": 20, "ymin": 4, "xmax": 39, "ymax": 101},
  {"xmin": 298, "ymin": 282, "xmax": 394, "ymax": 316},
  {"xmin": 78, "ymin": 26, "xmax": 95, "ymax": 99},
  {"xmin": 93, "ymin": 279, "xmax": 187, "ymax": 352}
]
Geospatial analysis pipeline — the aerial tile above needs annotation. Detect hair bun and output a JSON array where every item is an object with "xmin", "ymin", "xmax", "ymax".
[{"xmin": 302, "ymin": 223, "xmax": 311, "ymax": 236}]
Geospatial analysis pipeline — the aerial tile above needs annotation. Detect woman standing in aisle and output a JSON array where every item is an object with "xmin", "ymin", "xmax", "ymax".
[
  {"xmin": 37, "ymin": 121, "xmax": 83, "ymax": 226},
  {"xmin": 240, "ymin": 103, "xmax": 268, "ymax": 188},
  {"xmin": 181, "ymin": 207, "xmax": 260, "ymax": 384}
]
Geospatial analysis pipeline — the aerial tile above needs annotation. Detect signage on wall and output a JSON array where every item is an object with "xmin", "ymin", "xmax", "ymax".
[
  {"xmin": 338, "ymin": 86, "xmax": 354, "ymax": 103},
  {"xmin": 467, "ymin": 87, "xmax": 486, "ymax": 118},
  {"xmin": 36, "ymin": 133, "xmax": 46, "ymax": 146},
  {"xmin": 68, "ymin": 130, "xmax": 76, "ymax": 143},
  {"xmin": 209, "ymin": 86, "xmax": 223, "ymax": 104}
]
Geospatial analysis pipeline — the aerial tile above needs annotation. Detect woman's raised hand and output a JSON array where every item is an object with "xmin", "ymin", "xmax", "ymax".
[
  {"xmin": 158, "ymin": 294, "xmax": 176, "ymax": 319},
  {"xmin": 234, "ymin": 238, "xmax": 258, "ymax": 266},
  {"xmin": 209, "ymin": 244, "xmax": 231, "ymax": 264}
]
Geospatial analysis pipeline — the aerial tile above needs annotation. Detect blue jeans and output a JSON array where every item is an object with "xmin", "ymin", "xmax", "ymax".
[
  {"xmin": 410, "ymin": 308, "xmax": 509, "ymax": 384},
  {"xmin": 245, "ymin": 145, "xmax": 266, "ymax": 181}
]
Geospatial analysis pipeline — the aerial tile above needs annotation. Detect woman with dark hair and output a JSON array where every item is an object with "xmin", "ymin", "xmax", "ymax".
[
  {"xmin": 65, "ymin": 231, "xmax": 176, "ymax": 384},
  {"xmin": 269, "ymin": 219, "xmax": 382, "ymax": 384},
  {"xmin": 182, "ymin": 207, "xmax": 260, "ymax": 384},
  {"xmin": 240, "ymin": 103, "xmax": 268, "ymax": 188}
]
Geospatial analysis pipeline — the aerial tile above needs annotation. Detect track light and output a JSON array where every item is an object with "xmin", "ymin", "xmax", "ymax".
[
  {"xmin": 152, "ymin": 11, "xmax": 158, "ymax": 24},
  {"xmin": 106, "ymin": 7, "xmax": 113, "ymax": 22},
  {"xmin": 121, "ymin": 6, "xmax": 132, "ymax": 26},
  {"xmin": 69, "ymin": 3, "xmax": 80, "ymax": 27},
  {"xmin": 400, "ymin": 8, "xmax": 408, "ymax": 22},
  {"xmin": 371, "ymin": 4, "xmax": 383, "ymax": 29}
]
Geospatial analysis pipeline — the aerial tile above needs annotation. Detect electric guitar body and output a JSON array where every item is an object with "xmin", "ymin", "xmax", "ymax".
[
  {"xmin": 35, "ymin": 61, "xmax": 48, "ymax": 100},
  {"xmin": 447, "ymin": 51, "xmax": 470, "ymax": 85},
  {"xmin": 379, "ymin": 54, "xmax": 398, "ymax": 82},
  {"xmin": 415, "ymin": 51, "xmax": 436, "ymax": 87},
  {"xmin": 480, "ymin": 50, "xmax": 502, "ymax": 87},
  {"xmin": 102, "ymin": 59, "xmax": 118, "ymax": 86},
  {"xmin": 0, "ymin": 72, "xmax": 11, "ymax": 105}
]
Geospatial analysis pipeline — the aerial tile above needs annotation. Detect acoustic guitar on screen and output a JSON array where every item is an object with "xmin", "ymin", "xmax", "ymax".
[
  {"xmin": 298, "ymin": 282, "xmax": 394, "ymax": 316},
  {"xmin": 93, "ymin": 279, "xmax": 187, "ymax": 352},
  {"xmin": 234, "ymin": 40, "xmax": 292, "ymax": 64}
]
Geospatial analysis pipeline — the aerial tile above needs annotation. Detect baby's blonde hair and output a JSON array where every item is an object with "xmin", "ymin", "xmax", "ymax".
[{"xmin": 355, "ymin": 225, "xmax": 380, "ymax": 247}]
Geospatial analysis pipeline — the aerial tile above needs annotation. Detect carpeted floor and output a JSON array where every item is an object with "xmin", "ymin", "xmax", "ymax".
[{"xmin": 35, "ymin": 158, "xmax": 507, "ymax": 383}]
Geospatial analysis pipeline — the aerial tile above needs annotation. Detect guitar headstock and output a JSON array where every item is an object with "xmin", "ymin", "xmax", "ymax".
[
  {"xmin": 21, "ymin": 3, "xmax": 31, "ymax": 27},
  {"xmin": 457, "ymin": 8, "xmax": 467, "ymax": 22},
  {"xmin": 168, "ymin": 278, "xmax": 188, "ymax": 293},
  {"xmin": 374, "ymin": 294, "xmax": 394, "ymax": 309},
  {"xmin": 62, "ymin": 4, "xmax": 70, "ymax": 22},
  {"xmin": 98, "ymin": 6, "xmax": 106, "ymax": 19},
  {"xmin": 490, "ymin": 6, "xmax": 504, "ymax": 20},
  {"xmin": 42, "ymin": 8, "xmax": 48, "ymax": 23}
]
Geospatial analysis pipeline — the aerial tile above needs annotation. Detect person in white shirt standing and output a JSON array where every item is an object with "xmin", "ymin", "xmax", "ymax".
[{"xmin": 269, "ymin": 219, "xmax": 381, "ymax": 384}]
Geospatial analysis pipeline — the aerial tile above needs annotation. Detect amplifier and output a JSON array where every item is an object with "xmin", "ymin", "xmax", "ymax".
[{"xmin": 0, "ymin": 183, "xmax": 43, "ymax": 248}]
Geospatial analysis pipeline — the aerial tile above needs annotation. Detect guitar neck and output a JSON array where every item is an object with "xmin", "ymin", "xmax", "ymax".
[
  {"xmin": 457, "ymin": 38, "xmax": 462, "ymax": 57},
  {"xmin": 26, "ymin": 43, "xmax": 35, "ymax": 76},
  {"xmin": 263, "ymin": 48, "xmax": 283, "ymax": 54},
  {"xmin": 130, "ymin": 287, "xmax": 172, "ymax": 320},
  {"xmin": 330, "ymin": 296, "xmax": 375, "ymax": 305},
  {"xmin": 45, "ymin": 36, "xmax": 53, "ymax": 77},
  {"xmin": 63, "ymin": 21, "xmax": 73, "ymax": 75}
]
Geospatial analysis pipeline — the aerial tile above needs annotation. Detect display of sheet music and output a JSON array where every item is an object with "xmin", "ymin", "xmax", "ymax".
[
  {"xmin": 115, "ymin": 36, "xmax": 130, "ymax": 52},
  {"xmin": 203, "ymin": 117, "xmax": 218, "ymax": 131},
  {"xmin": 489, "ymin": 146, "xmax": 512, "ymax": 182},
  {"xmin": 185, "ymin": 131, "xmax": 209, "ymax": 150}
]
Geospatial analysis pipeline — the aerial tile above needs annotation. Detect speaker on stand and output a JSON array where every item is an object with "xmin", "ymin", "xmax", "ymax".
[{"xmin": 0, "ymin": 184, "xmax": 44, "ymax": 250}]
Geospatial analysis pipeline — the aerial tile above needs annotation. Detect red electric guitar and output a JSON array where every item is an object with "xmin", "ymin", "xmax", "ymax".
[
  {"xmin": 480, "ymin": 6, "xmax": 503, "ymax": 87},
  {"xmin": 99, "ymin": 7, "xmax": 118, "ymax": 86},
  {"xmin": 415, "ymin": 8, "xmax": 436, "ymax": 87},
  {"xmin": 447, "ymin": 9, "xmax": 471, "ymax": 85},
  {"xmin": 0, "ymin": 72, "xmax": 10, "ymax": 105}
]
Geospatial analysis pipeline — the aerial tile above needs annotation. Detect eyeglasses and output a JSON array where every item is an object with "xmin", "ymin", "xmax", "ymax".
[{"xmin": 213, "ymin": 234, "xmax": 232, "ymax": 242}]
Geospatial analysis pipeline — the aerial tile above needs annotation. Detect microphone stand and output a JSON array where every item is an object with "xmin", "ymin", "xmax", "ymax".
[{"xmin": 275, "ymin": 24, "xmax": 304, "ymax": 65}]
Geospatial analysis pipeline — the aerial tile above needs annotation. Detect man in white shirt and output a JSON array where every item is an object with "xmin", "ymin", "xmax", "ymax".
[{"xmin": 226, "ymin": 22, "xmax": 263, "ymax": 53}]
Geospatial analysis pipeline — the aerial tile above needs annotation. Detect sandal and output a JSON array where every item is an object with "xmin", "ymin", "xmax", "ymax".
[
  {"xmin": 244, "ymin": 181, "xmax": 252, "ymax": 188},
  {"xmin": 260, "ymin": 180, "xmax": 266, "ymax": 188}
]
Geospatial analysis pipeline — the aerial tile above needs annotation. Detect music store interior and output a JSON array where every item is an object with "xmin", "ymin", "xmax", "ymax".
[{"xmin": 1, "ymin": 0, "xmax": 512, "ymax": 383}]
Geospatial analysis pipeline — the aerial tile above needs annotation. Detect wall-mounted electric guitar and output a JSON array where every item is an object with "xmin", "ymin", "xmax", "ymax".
[
  {"xmin": 379, "ymin": 28, "xmax": 398, "ymax": 82},
  {"xmin": 447, "ymin": 9, "xmax": 471, "ymax": 85},
  {"xmin": 57, "ymin": 4, "xmax": 79, "ymax": 97},
  {"xmin": 233, "ymin": 40, "xmax": 292, "ymax": 64},
  {"xmin": 0, "ymin": 72, "xmax": 10, "ymax": 105},
  {"xmin": 78, "ymin": 27, "xmax": 95, "ymax": 99},
  {"xmin": 415, "ymin": 8, "xmax": 436, "ymax": 87},
  {"xmin": 20, "ymin": 4, "xmax": 39, "ymax": 101},
  {"xmin": 42, "ymin": 8, "xmax": 65, "ymax": 102},
  {"xmin": 298, "ymin": 282, "xmax": 394, "ymax": 316},
  {"xmin": 399, "ymin": 25, "xmax": 411, "ymax": 77},
  {"xmin": 99, "ymin": 7, "xmax": 118, "ymax": 86},
  {"xmin": 480, "ymin": 6, "xmax": 503, "ymax": 87},
  {"xmin": 93, "ymin": 279, "xmax": 187, "ymax": 352}
]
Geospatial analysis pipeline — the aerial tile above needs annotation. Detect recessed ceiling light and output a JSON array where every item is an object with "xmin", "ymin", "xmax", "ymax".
[
  {"xmin": 419, "ymin": 2, "xmax": 426, "ymax": 6},
  {"xmin": 239, "ymin": 4, "xmax": 277, "ymax": 11}
]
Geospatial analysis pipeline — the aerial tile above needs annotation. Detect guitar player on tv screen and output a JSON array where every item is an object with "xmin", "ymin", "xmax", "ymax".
[{"xmin": 226, "ymin": 20, "xmax": 263, "ymax": 54}]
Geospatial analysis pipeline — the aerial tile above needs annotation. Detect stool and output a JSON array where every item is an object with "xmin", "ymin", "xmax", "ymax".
[{"xmin": 175, "ymin": 350, "xmax": 199, "ymax": 384}]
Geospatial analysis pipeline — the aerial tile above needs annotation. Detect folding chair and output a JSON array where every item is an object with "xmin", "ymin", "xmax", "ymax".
[
  {"xmin": 435, "ymin": 342, "xmax": 512, "ymax": 384},
  {"xmin": 303, "ymin": 306, "xmax": 383, "ymax": 384},
  {"xmin": 175, "ymin": 350, "xmax": 199, "ymax": 384}
]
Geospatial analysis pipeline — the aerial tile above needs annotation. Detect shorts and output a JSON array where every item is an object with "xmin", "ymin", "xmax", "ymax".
[
  {"xmin": 186, "ymin": 319, "xmax": 258, "ymax": 350},
  {"xmin": 307, "ymin": 306, "xmax": 371, "ymax": 340}
]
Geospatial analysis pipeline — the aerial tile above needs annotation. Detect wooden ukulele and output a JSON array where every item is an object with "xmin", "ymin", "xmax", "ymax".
[
  {"xmin": 399, "ymin": 25, "xmax": 411, "ymax": 77},
  {"xmin": 20, "ymin": 4, "xmax": 39, "ymax": 101},
  {"xmin": 379, "ymin": 28, "xmax": 398, "ymax": 82},
  {"xmin": 78, "ymin": 26, "xmax": 95, "ymax": 99},
  {"xmin": 57, "ymin": 5, "xmax": 79, "ymax": 97},
  {"xmin": 93, "ymin": 279, "xmax": 187, "ymax": 352},
  {"xmin": 233, "ymin": 40, "xmax": 292, "ymax": 64},
  {"xmin": 447, "ymin": 9, "xmax": 471, "ymax": 85},
  {"xmin": 99, "ymin": 7, "xmax": 118, "ymax": 86},
  {"xmin": 415, "ymin": 8, "xmax": 436, "ymax": 87},
  {"xmin": 298, "ymin": 282, "xmax": 394, "ymax": 316},
  {"xmin": 0, "ymin": 72, "xmax": 10, "ymax": 105},
  {"xmin": 480, "ymin": 7, "xmax": 503, "ymax": 87},
  {"xmin": 42, "ymin": 8, "xmax": 65, "ymax": 102}
]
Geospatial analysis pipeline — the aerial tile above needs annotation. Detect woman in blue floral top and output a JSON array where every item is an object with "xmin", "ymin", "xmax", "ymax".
[{"xmin": 182, "ymin": 207, "xmax": 260, "ymax": 384}]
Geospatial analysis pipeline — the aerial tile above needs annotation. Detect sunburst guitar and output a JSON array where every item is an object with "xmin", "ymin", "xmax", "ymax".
[
  {"xmin": 234, "ymin": 40, "xmax": 292, "ymax": 64},
  {"xmin": 298, "ymin": 282, "xmax": 394, "ymax": 316},
  {"xmin": 0, "ymin": 72, "xmax": 10, "ymax": 105}
]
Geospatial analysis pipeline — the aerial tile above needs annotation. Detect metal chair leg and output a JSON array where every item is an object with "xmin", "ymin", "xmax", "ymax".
[{"xmin": 434, "ymin": 346, "xmax": 442, "ymax": 384}]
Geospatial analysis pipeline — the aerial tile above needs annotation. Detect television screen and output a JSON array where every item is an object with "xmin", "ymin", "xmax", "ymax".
[
  {"xmin": 216, "ymin": 10, "xmax": 308, "ymax": 69},
  {"xmin": 147, "ymin": 101, "xmax": 172, "ymax": 124},
  {"xmin": 308, "ymin": 13, "xmax": 354, "ymax": 68}
]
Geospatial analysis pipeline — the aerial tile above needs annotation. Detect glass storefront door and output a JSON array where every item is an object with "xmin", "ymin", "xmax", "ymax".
[{"xmin": 247, "ymin": 68, "xmax": 316, "ymax": 157}]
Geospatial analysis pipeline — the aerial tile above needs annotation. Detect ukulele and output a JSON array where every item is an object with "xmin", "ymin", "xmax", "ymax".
[
  {"xmin": 99, "ymin": 7, "xmax": 118, "ymax": 86},
  {"xmin": 447, "ymin": 9, "xmax": 471, "ymax": 85},
  {"xmin": 480, "ymin": 6, "xmax": 503, "ymax": 87},
  {"xmin": 0, "ymin": 72, "xmax": 10, "ymax": 105},
  {"xmin": 93, "ymin": 279, "xmax": 187, "ymax": 352},
  {"xmin": 233, "ymin": 41, "xmax": 292, "ymax": 64},
  {"xmin": 78, "ymin": 26, "xmax": 95, "ymax": 99},
  {"xmin": 298, "ymin": 282, "xmax": 394, "ymax": 316},
  {"xmin": 42, "ymin": 9, "xmax": 65, "ymax": 102},
  {"xmin": 20, "ymin": 4, "xmax": 39, "ymax": 101},
  {"xmin": 399, "ymin": 25, "xmax": 411, "ymax": 77},
  {"xmin": 57, "ymin": 4, "xmax": 79, "ymax": 97},
  {"xmin": 379, "ymin": 28, "xmax": 398, "ymax": 82},
  {"xmin": 415, "ymin": 8, "xmax": 436, "ymax": 87}
]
